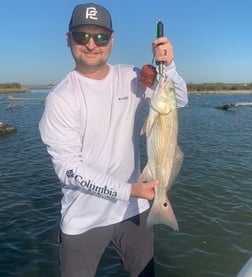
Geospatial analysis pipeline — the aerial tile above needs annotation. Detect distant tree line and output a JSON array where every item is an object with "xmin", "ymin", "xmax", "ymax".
[
  {"xmin": 0, "ymin": 82, "xmax": 30, "ymax": 93},
  {"xmin": 187, "ymin": 82, "xmax": 252, "ymax": 91},
  {"xmin": 26, "ymin": 84, "xmax": 54, "ymax": 89},
  {"xmin": 0, "ymin": 82, "xmax": 22, "ymax": 89},
  {"xmin": 1, "ymin": 82, "xmax": 252, "ymax": 92}
]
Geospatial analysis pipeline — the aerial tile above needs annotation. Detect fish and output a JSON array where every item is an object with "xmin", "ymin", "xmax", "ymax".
[{"xmin": 139, "ymin": 76, "xmax": 184, "ymax": 231}]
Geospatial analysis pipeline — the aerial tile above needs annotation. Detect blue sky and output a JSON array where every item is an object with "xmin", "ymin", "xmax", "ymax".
[{"xmin": 0, "ymin": 0, "xmax": 251, "ymax": 85}]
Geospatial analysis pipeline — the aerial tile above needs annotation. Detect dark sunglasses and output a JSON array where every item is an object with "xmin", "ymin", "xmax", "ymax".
[{"xmin": 71, "ymin": 31, "xmax": 112, "ymax": 47}]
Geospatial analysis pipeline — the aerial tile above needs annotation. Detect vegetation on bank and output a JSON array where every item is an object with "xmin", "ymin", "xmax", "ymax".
[
  {"xmin": 0, "ymin": 82, "xmax": 29, "ymax": 93},
  {"xmin": 187, "ymin": 82, "xmax": 252, "ymax": 92},
  {"xmin": 27, "ymin": 84, "xmax": 54, "ymax": 89},
  {"xmin": 1, "ymin": 82, "xmax": 252, "ymax": 94}
]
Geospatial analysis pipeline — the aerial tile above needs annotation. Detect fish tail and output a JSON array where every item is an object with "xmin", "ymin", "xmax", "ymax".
[
  {"xmin": 146, "ymin": 198, "xmax": 179, "ymax": 231},
  {"xmin": 139, "ymin": 165, "xmax": 152, "ymax": 182}
]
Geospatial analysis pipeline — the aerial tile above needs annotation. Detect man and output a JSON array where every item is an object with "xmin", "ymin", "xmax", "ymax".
[{"xmin": 39, "ymin": 3, "xmax": 188, "ymax": 277}]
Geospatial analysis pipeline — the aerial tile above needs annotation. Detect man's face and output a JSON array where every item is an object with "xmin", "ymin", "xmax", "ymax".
[{"xmin": 68, "ymin": 25, "xmax": 114, "ymax": 70}]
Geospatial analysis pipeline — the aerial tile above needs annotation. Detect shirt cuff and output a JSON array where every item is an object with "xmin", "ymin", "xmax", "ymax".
[{"xmin": 116, "ymin": 182, "xmax": 132, "ymax": 202}]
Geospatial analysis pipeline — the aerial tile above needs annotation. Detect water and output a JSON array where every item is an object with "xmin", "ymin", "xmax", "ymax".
[{"xmin": 0, "ymin": 91, "xmax": 251, "ymax": 277}]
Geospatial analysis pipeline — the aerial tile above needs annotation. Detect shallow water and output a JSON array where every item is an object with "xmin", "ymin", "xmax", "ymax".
[{"xmin": 0, "ymin": 91, "xmax": 251, "ymax": 276}]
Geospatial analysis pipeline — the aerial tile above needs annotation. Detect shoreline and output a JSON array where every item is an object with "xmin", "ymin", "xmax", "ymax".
[
  {"xmin": 1, "ymin": 87, "xmax": 252, "ymax": 95},
  {"xmin": 188, "ymin": 90, "xmax": 252, "ymax": 94},
  {"xmin": 0, "ymin": 87, "xmax": 30, "ymax": 94}
]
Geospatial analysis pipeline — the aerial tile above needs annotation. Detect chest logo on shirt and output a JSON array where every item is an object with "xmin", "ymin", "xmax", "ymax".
[{"xmin": 118, "ymin": 96, "xmax": 128, "ymax": 100}]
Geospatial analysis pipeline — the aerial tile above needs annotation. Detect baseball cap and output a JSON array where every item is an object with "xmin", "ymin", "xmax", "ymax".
[{"xmin": 69, "ymin": 3, "xmax": 113, "ymax": 32}]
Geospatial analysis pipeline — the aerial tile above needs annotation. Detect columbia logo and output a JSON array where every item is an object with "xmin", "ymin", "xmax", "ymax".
[{"xmin": 118, "ymin": 96, "xmax": 128, "ymax": 100}]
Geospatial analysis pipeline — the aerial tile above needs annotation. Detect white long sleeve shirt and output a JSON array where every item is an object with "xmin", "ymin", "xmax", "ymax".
[{"xmin": 39, "ymin": 62, "xmax": 188, "ymax": 235}]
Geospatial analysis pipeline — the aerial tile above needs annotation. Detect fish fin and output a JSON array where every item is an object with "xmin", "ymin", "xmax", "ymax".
[
  {"xmin": 140, "ymin": 118, "xmax": 147, "ymax": 136},
  {"xmin": 141, "ymin": 114, "xmax": 157, "ymax": 137},
  {"xmin": 147, "ymin": 197, "xmax": 179, "ymax": 231},
  {"xmin": 139, "ymin": 165, "xmax": 152, "ymax": 182},
  {"xmin": 168, "ymin": 146, "xmax": 184, "ymax": 187},
  {"xmin": 146, "ymin": 114, "xmax": 159, "ymax": 139}
]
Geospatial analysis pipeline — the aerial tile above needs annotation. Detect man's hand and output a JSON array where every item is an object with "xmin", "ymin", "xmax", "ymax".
[
  {"xmin": 152, "ymin": 37, "xmax": 174, "ymax": 66},
  {"xmin": 130, "ymin": 180, "xmax": 158, "ymax": 200}
]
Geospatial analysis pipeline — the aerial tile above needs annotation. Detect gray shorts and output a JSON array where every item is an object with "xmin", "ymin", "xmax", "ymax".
[{"xmin": 59, "ymin": 210, "xmax": 154, "ymax": 277}]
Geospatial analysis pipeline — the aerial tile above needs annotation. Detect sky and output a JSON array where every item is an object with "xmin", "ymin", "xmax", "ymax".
[{"xmin": 0, "ymin": 0, "xmax": 251, "ymax": 85}]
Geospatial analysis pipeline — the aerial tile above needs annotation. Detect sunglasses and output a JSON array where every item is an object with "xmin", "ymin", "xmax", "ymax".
[{"xmin": 71, "ymin": 31, "xmax": 112, "ymax": 47}]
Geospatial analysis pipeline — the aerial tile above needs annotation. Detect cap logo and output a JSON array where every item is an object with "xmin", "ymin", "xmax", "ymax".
[{"xmin": 85, "ymin": 7, "xmax": 98, "ymax": 20}]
